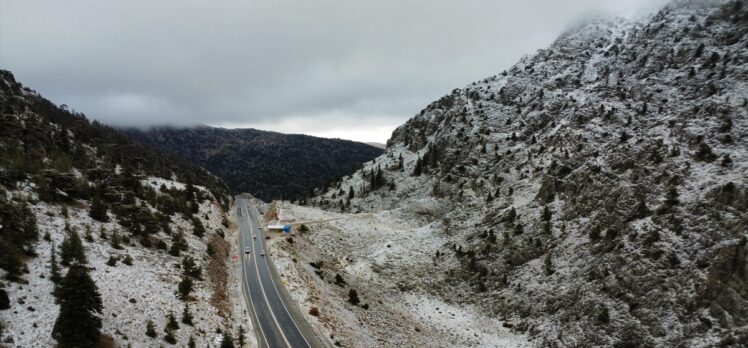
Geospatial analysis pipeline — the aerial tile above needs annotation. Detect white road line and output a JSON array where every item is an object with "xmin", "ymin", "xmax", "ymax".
[
  {"xmin": 249, "ymin": 205, "xmax": 312, "ymax": 348},
  {"xmin": 244, "ymin": 202, "xmax": 292, "ymax": 348},
  {"xmin": 238, "ymin": 206, "xmax": 269, "ymax": 348}
]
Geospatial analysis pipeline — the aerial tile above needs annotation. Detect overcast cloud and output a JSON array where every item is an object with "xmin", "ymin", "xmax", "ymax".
[{"xmin": 0, "ymin": 0, "xmax": 667, "ymax": 143}]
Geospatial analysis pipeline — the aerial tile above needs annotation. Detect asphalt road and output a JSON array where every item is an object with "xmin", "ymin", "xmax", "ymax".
[{"xmin": 236, "ymin": 198, "xmax": 312, "ymax": 348}]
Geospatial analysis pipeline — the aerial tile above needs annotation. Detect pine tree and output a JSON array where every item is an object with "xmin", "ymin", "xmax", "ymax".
[
  {"xmin": 544, "ymin": 253, "xmax": 554, "ymax": 276},
  {"xmin": 191, "ymin": 217, "xmax": 206, "ymax": 238},
  {"xmin": 238, "ymin": 325, "xmax": 246, "ymax": 347},
  {"xmin": 50, "ymin": 243, "xmax": 62, "ymax": 284},
  {"xmin": 163, "ymin": 330, "xmax": 177, "ymax": 344},
  {"xmin": 412, "ymin": 157, "xmax": 422, "ymax": 176},
  {"xmin": 89, "ymin": 195, "xmax": 109, "ymax": 222},
  {"xmin": 84, "ymin": 225, "xmax": 94, "ymax": 242},
  {"xmin": 348, "ymin": 289, "xmax": 360, "ymax": 305},
  {"xmin": 110, "ymin": 231, "xmax": 122, "ymax": 249},
  {"xmin": 178, "ymin": 275, "xmax": 193, "ymax": 300},
  {"xmin": 169, "ymin": 230, "xmax": 188, "ymax": 256},
  {"xmin": 181, "ymin": 303, "xmax": 194, "ymax": 325},
  {"xmin": 52, "ymin": 264, "xmax": 103, "ymax": 348},
  {"xmin": 166, "ymin": 312, "xmax": 179, "ymax": 331},
  {"xmin": 182, "ymin": 256, "xmax": 201, "ymax": 279},
  {"xmin": 187, "ymin": 336, "xmax": 196, "ymax": 348},
  {"xmin": 220, "ymin": 331, "xmax": 235, "ymax": 348},
  {"xmin": 60, "ymin": 225, "xmax": 87, "ymax": 266},
  {"xmin": 146, "ymin": 319, "xmax": 157, "ymax": 338},
  {"xmin": 541, "ymin": 206, "xmax": 552, "ymax": 221}
]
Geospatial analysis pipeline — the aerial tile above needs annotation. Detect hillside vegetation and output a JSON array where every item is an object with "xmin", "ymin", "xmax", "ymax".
[
  {"xmin": 125, "ymin": 126, "xmax": 384, "ymax": 202},
  {"xmin": 310, "ymin": 1, "xmax": 748, "ymax": 346},
  {"xmin": 0, "ymin": 70, "xmax": 243, "ymax": 347}
]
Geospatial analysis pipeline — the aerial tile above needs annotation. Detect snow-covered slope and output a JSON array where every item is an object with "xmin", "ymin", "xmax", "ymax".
[
  {"xmin": 309, "ymin": 1, "xmax": 748, "ymax": 346},
  {"xmin": 2, "ymin": 180, "xmax": 238, "ymax": 347},
  {"xmin": 0, "ymin": 71, "xmax": 252, "ymax": 347}
]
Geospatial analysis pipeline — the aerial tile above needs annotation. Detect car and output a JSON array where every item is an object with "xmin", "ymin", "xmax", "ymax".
[
  {"xmin": 260, "ymin": 251, "xmax": 265, "ymax": 256},
  {"xmin": 244, "ymin": 247, "xmax": 251, "ymax": 254},
  {"xmin": 253, "ymin": 235, "xmax": 256, "ymax": 239}
]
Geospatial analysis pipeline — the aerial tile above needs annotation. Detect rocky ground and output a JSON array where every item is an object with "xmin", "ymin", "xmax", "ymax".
[
  {"xmin": 265, "ymin": 202, "xmax": 530, "ymax": 347},
  {"xmin": 310, "ymin": 1, "xmax": 748, "ymax": 346},
  {"xmin": 1, "ymin": 178, "xmax": 249, "ymax": 347}
]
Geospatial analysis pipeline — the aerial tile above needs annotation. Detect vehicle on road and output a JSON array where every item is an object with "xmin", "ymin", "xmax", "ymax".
[
  {"xmin": 244, "ymin": 247, "xmax": 251, "ymax": 254},
  {"xmin": 261, "ymin": 251, "xmax": 265, "ymax": 256},
  {"xmin": 253, "ymin": 235, "xmax": 256, "ymax": 239}
]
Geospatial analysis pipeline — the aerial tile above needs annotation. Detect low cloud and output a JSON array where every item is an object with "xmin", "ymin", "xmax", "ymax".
[{"xmin": 1, "ymin": 0, "xmax": 667, "ymax": 142}]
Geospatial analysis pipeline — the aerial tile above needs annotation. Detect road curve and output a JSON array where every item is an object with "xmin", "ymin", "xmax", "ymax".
[{"xmin": 235, "ymin": 197, "xmax": 312, "ymax": 348}]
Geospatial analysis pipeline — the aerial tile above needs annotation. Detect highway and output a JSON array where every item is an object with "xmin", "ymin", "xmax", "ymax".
[{"xmin": 235, "ymin": 197, "xmax": 313, "ymax": 348}]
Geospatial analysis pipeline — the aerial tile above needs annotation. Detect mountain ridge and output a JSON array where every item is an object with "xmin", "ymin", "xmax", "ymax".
[
  {"xmin": 124, "ymin": 125, "xmax": 384, "ymax": 201},
  {"xmin": 0, "ymin": 69, "xmax": 247, "ymax": 347},
  {"xmin": 312, "ymin": 0, "xmax": 748, "ymax": 345}
]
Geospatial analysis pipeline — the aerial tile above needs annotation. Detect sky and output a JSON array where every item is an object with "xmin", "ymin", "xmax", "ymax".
[{"xmin": 0, "ymin": 0, "xmax": 667, "ymax": 143}]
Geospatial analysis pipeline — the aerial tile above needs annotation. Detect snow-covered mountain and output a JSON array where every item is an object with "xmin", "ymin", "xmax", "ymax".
[
  {"xmin": 0, "ymin": 71, "xmax": 249, "ymax": 347},
  {"xmin": 310, "ymin": 1, "xmax": 748, "ymax": 346}
]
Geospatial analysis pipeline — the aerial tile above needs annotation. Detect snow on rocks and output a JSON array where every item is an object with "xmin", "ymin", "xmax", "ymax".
[
  {"xmin": 266, "ymin": 201, "xmax": 531, "ymax": 347},
  {"xmin": 0, "ymin": 179, "xmax": 248, "ymax": 347}
]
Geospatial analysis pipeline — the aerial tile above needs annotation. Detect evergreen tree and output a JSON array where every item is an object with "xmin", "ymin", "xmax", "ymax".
[
  {"xmin": 50, "ymin": 243, "xmax": 62, "ymax": 284},
  {"xmin": 182, "ymin": 256, "xmax": 201, "ymax": 279},
  {"xmin": 187, "ymin": 336, "xmax": 196, "ymax": 348},
  {"xmin": 88, "ymin": 195, "xmax": 109, "ymax": 222},
  {"xmin": 0, "ymin": 289, "xmax": 9, "ymax": 310},
  {"xmin": 182, "ymin": 303, "xmax": 194, "ymax": 325},
  {"xmin": 163, "ymin": 330, "xmax": 177, "ymax": 345},
  {"xmin": 541, "ymin": 206, "xmax": 552, "ymax": 221},
  {"xmin": 52, "ymin": 264, "xmax": 103, "ymax": 348},
  {"xmin": 544, "ymin": 252, "xmax": 554, "ymax": 275},
  {"xmin": 83, "ymin": 225, "xmax": 94, "ymax": 242},
  {"xmin": 163, "ymin": 311, "xmax": 179, "ymax": 344},
  {"xmin": 238, "ymin": 325, "xmax": 246, "ymax": 347},
  {"xmin": 191, "ymin": 217, "xmax": 206, "ymax": 238},
  {"xmin": 348, "ymin": 289, "xmax": 360, "ymax": 305},
  {"xmin": 60, "ymin": 224, "xmax": 87, "ymax": 266},
  {"xmin": 169, "ymin": 230, "xmax": 188, "ymax": 256},
  {"xmin": 110, "ymin": 231, "xmax": 122, "ymax": 250},
  {"xmin": 146, "ymin": 319, "xmax": 157, "ymax": 338},
  {"xmin": 220, "ymin": 331, "xmax": 235, "ymax": 348},
  {"xmin": 412, "ymin": 157, "xmax": 422, "ymax": 176},
  {"xmin": 178, "ymin": 275, "xmax": 193, "ymax": 300}
]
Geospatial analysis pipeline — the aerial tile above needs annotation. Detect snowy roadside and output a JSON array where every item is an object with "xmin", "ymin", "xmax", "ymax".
[
  {"xmin": 266, "ymin": 201, "xmax": 531, "ymax": 347},
  {"xmin": 226, "ymin": 208, "xmax": 258, "ymax": 348}
]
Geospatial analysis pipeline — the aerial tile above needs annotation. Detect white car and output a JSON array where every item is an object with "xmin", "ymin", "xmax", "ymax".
[
  {"xmin": 253, "ymin": 235, "xmax": 256, "ymax": 239},
  {"xmin": 244, "ymin": 247, "xmax": 251, "ymax": 254},
  {"xmin": 260, "ymin": 251, "xmax": 265, "ymax": 256}
]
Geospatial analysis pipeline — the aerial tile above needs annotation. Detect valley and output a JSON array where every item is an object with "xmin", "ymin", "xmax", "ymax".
[{"xmin": 1, "ymin": 0, "xmax": 747, "ymax": 347}]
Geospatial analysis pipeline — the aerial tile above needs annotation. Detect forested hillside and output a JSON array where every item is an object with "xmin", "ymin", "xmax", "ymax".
[
  {"xmin": 125, "ymin": 126, "xmax": 383, "ymax": 201},
  {"xmin": 0, "ymin": 70, "xmax": 241, "ymax": 347},
  {"xmin": 311, "ymin": 1, "xmax": 748, "ymax": 346}
]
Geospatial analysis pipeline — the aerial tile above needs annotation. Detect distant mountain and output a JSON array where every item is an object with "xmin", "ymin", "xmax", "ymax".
[
  {"xmin": 124, "ymin": 126, "xmax": 384, "ymax": 201},
  {"xmin": 365, "ymin": 142, "xmax": 386, "ymax": 149},
  {"xmin": 313, "ymin": 1, "xmax": 748, "ymax": 346}
]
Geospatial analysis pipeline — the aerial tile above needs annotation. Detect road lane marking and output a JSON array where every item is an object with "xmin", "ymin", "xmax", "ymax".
[
  {"xmin": 249, "ymin": 205, "xmax": 312, "ymax": 348},
  {"xmin": 244, "ymin": 202, "xmax": 292, "ymax": 348},
  {"xmin": 238, "ymin": 206, "xmax": 269, "ymax": 348}
]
